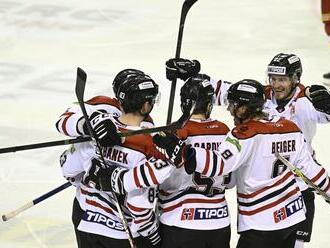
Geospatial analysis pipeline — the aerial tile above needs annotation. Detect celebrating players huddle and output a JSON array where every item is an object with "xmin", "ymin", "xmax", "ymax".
[{"xmin": 57, "ymin": 53, "xmax": 330, "ymax": 248}]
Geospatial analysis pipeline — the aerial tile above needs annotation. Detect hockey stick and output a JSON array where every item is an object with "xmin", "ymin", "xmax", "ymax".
[
  {"xmin": 275, "ymin": 152, "xmax": 330, "ymax": 204},
  {"xmin": 2, "ymin": 182, "xmax": 71, "ymax": 221},
  {"xmin": 0, "ymin": 112, "xmax": 191, "ymax": 154},
  {"xmin": 76, "ymin": 67, "xmax": 136, "ymax": 248},
  {"xmin": 0, "ymin": 96, "xmax": 195, "ymax": 155},
  {"xmin": 166, "ymin": 0, "xmax": 198, "ymax": 124}
]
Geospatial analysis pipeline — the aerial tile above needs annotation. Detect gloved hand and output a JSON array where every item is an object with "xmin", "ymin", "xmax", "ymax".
[
  {"xmin": 166, "ymin": 58, "xmax": 200, "ymax": 81},
  {"xmin": 83, "ymin": 111, "xmax": 122, "ymax": 147},
  {"xmin": 83, "ymin": 158, "xmax": 127, "ymax": 194},
  {"xmin": 152, "ymin": 132, "xmax": 185, "ymax": 167},
  {"xmin": 305, "ymin": 85, "xmax": 330, "ymax": 115},
  {"xmin": 183, "ymin": 146, "xmax": 197, "ymax": 175}
]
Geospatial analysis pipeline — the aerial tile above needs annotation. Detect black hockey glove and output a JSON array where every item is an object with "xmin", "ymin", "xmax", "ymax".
[
  {"xmin": 166, "ymin": 58, "xmax": 201, "ymax": 81},
  {"xmin": 183, "ymin": 146, "xmax": 197, "ymax": 175},
  {"xmin": 305, "ymin": 85, "xmax": 330, "ymax": 115},
  {"xmin": 152, "ymin": 132, "xmax": 185, "ymax": 167},
  {"xmin": 83, "ymin": 158, "xmax": 127, "ymax": 194},
  {"xmin": 83, "ymin": 111, "xmax": 122, "ymax": 147}
]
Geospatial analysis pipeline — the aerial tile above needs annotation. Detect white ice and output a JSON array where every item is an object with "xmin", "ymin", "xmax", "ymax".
[{"xmin": 0, "ymin": 0, "xmax": 329, "ymax": 247}]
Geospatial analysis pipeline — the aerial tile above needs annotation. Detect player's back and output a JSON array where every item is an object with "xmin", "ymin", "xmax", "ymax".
[
  {"xmin": 226, "ymin": 117, "xmax": 307, "ymax": 232},
  {"xmin": 159, "ymin": 118, "xmax": 230, "ymax": 230},
  {"xmin": 78, "ymin": 118, "xmax": 156, "ymax": 239}
]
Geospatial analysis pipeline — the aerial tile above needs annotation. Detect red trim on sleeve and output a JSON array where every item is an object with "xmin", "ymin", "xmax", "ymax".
[
  {"xmin": 311, "ymin": 168, "xmax": 326, "ymax": 183},
  {"xmin": 133, "ymin": 167, "xmax": 141, "ymax": 188},
  {"xmin": 145, "ymin": 161, "xmax": 159, "ymax": 185},
  {"xmin": 61, "ymin": 112, "xmax": 74, "ymax": 136}
]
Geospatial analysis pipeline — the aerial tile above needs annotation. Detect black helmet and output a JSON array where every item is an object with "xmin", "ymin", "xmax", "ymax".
[
  {"xmin": 267, "ymin": 53, "xmax": 302, "ymax": 82},
  {"xmin": 227, "ymin": 79, "xmax": 265, "ymax": 112},
  {"xmin": 180, "ymin": 74, "xmax": 214, "ymax": 115},
  {"xmin": 112, "ymin": 69, "xmax": 145, "ymax": 98},
  {"xmin": 117, "ymin": 74, "xmax": 159, "ymax": 113}
]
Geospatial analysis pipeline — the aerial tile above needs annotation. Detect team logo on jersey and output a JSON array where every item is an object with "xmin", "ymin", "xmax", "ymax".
[
  {"xmin": 273, "ymin": 196, "xmax": 304, "ymax": 223},
  {"xmin": 181, "ymin": 206, "xmax": 228, "ymax": 221},
  {"xmin": 181, "ymin": 208, "xmax": 195, "ymax": 220},
  {"xmin": 83, "ymin": 210, "xmax": 125, "ymax": 231}
]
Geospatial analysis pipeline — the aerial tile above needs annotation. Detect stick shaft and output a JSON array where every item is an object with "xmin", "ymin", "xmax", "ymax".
[
  {"xmin": 2, "ymin": 182, "xmax": 71, "ymax": 221},
  {"xmin": 166, "ymin": 0, "xmax": 198, "ymax": 124},
  {"xmin": 275, "ymin": 153, "xmax": 330, "ymax": 203}
]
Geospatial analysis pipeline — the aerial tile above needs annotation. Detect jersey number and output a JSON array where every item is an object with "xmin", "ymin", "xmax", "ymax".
[
  {"xmin": 272, "ymin": 156, "xmax": 289, "ymax": 178},
  {"xmin": 192, "ymin": 172, "xmax": 218, "ymax": 196}
]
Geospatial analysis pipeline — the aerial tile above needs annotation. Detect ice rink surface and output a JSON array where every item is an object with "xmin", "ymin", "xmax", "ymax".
[{"xmin": 0, "ymin": 0, "xmax": 329, "ymax": 247}]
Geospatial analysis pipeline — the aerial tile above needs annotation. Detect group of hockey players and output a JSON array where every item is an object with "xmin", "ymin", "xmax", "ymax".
[{"xmin": 56, "ymin": 53, "xmax": 330, "ymax": 248}]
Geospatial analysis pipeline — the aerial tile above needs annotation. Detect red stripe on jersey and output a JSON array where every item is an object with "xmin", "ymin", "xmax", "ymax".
[
  {"xmin": 202, "ymin": 150, "xmax": 210, "ymax": 175},
  {"xmin": 61, "ymin": 112, "xmax": 74, "ymax": 136},
  {"xmin": 218, "ymin": 159, "xmax": 224, "ymax": 176},
  {"xmin": 324, "ymin": 178, "xmax": 330, "ymax": 192},
  {"xmin": 85, "ymin": 199, "xmax": 114, "ymax": 214},
  {"xmin": 133, "ymin": 214, "xmax": 152, "ymax": 224},
  {"xmin": 161, "ymin": 197, "xmax": 226, "ymax": 213},
  {"xmin": 159, "ymin": 189, "xmax": 171, "ymax": 196},
  {"xmin": 232, "ymin": 119, "xmax": 301, "ymax": 140},
  {"xmin": 145, "ymin": 161, "xmax": 159, "ymax": 185},
  {"xmin": 86, "ymin": 96, "xmax": 120, "ymax": 109},
  {"xmin": 237, "ymin": 171, "xmax": 293, "ymax": 199},
  {"xmin": 127, "ymin": 202, "xmax": 147, "ymax": 212},
  {"xmin": 215, "ymin": 81, "xmax": 221, "ymax": 105},
  {"xmin": 311, "ymin": 168, "xmax": 326, "ymax": 183},
  {"xmin": 133, "ymin": 167, "xmax": 142, "ymax": 188},
  {"xmin": 238, "ymin": 187, "xmax": 300, "ymax": 216}
]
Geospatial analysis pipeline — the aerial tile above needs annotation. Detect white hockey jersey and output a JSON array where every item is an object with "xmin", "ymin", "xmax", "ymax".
[
  {"xmin": 55, "ymin": 95, "xmax": 154, "ymax": 137},
  {"xmin": 61, "ymin": 119, "xmax": 159, "ymax": 239},
  {"xmin": 210, "ymin": 78, "xmax": 232, "ymax": 106},
  {"xmin": 57, "ymin": 95, "xmax": 154, "ymax": 211},
  {"xmin": 158, "ymin": 118, "xmax": 231, "ymax": 230},
  {"xmin": 263, "ymin": 84, "xmax": 330, "ymax": 155},
  {"xmin": 212, "ymin": 81, "xmax": 330, "ymax": 155},
  {"xmin": 191, "ymin": 117, "xmax": 330, "ymax": 232}
]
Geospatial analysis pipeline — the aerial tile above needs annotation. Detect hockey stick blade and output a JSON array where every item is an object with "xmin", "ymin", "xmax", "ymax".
[
  {"xmin": 275, "ymin": 152, "xmax": 330, "ymax": 204},
  {"xmin": 75, "ymin": 67, "xmax": 87, "ymax": 104},
  {"xmin": 166, "ymin": 0, "xmax": 198, "ymax": 124}
]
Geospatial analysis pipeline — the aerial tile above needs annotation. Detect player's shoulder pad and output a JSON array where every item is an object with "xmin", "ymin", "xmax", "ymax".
[
  {"xmin": 120, "ymin": 128, "xmax": 154, "ymax": 156},
  {"xmin": 231, "ymin": 118, "xmax": 301, "ymax": 139},
  {"xmin": 177, "ymin": 119, "xmax": 230, "ymax": 138},
  {"xmin": 86, "ymin": 95, "xmax": 120, "ymax": 108}
]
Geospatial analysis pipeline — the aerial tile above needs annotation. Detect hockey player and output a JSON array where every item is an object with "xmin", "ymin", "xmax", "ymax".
[
  {"xmin": 165, "ymin": 54, "xmax": 330, "ymax": 248},
  {"xmin": 58, "ymin": 70, "xmax": 158, "ymax": 247},
  {"xmin": 84, "ymin": 75, "xmax": 233, "ymax": 248},
  {"xmin": 154, "ymin": 75, "xmax": 231, "ymax": 248},
  {"xmin": 264, "ymin": 53, "xmax": 330, "ymax": 248},
  {"xmin": 182, "ymin": 79, "xmax": 330, "ymax": 248},
  {"xmin": 56, "ymin": 68, "xmax": 154, "ymax": 138}
]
